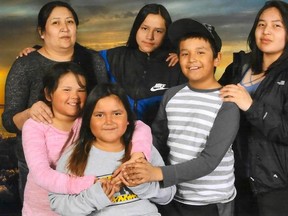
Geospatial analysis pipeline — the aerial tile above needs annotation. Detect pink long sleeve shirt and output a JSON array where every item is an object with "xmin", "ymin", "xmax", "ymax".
[{"xmin": 22, "ymin": 118, "xmax": 151, "ymax": 216}]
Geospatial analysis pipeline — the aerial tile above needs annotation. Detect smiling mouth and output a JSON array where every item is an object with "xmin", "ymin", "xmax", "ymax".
[
  {"xmin": 68, "ymin": 102, "xmax": 80, "ymax": 107},
  {"xmin": 188, "ymin": 66, "xmax": 200, "ymax": 70}
]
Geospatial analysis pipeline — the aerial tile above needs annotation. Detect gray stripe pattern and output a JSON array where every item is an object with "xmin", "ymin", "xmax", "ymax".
[{"xmin": 166, "ymin": 86, "xmax": 235, "ymax": 205}]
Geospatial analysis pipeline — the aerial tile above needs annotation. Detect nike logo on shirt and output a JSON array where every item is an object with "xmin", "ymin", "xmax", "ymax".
[
  {"xmin": 277, "ymin": 80, "xmax": 285, "ymax": 85},
  {"xmin": 150, "ymin": 83, "xmax": 168, "ymax": 92}
]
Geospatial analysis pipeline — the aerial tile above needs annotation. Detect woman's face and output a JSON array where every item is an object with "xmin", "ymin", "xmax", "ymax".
[
  {"xmin": 90, "ymin": 95, "xmax": 128, "ymax": 150},
  {"xmin": 255, "ymin": 7, "xmax": 287, "ymax": 59},
  {"xmin": 41, "ymin": 6, "xmax": 77, "ymax": 51},
  {"xmin": 136, "ymin": 14, "xmax": 166, "ymax": 54}
]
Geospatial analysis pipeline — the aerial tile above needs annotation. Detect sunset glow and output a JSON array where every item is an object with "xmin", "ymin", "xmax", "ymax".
[{"xmin": 0, "ymin": 0, "xmax": 268, "ymax": 131}]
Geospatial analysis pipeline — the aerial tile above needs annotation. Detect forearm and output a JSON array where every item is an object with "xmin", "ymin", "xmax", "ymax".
[
  {"xmin": 49, "ymin": 182, "xmax": 111, "ymax": 216},
  {"xmin": 161, "ymin": 102, "xmax": 239, "ymax": 187},
  {"xmin": 131, "ymin": 120, "xmax": 152, "ymax": 161},
  {"xmin": 127, "ymin": 146, "xmax": 175, "ymax": 204},
  {"xmin": 129, "ymin": 181, "xmax": 175, "ymax": 205},
  {"xmin": 13, "ymin": 108, "xmax": 30, "ymax": 130},
  {"xmin": 23, "ymin": 120, "xmax": 95, "ymax": 194}
]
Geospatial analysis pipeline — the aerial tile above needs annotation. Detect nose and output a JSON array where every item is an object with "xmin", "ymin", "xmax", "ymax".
[
  {"xmin": 188, "ymin": 54, "xmax": 197, "ymax": 63},
  {"xmin": 60, "ymin": 22, "xmax": 69, "ymax": 32},
  {"xmin": 105, "ymin": 115, "xmax": 113, "ymax": 124},
  {"xmin": 263, "ymin": 25, "xmax": 271, "ymax": 35},
  {"xmin": 71, "ymin": 91, "xmax": 80, "ymax": 99},
  {"xmin": 146, "ymin": 30, "xmax": 154, "ymax": 40}
]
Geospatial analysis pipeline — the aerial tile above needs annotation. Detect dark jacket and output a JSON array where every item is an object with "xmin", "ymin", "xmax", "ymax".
[
  {"xmin": 100, "ymin": 46, "xmax": 187, "ymax": 126},
  {"xmin": 219, "ymin": 51, "xmax": 288, "ymax": 194}
]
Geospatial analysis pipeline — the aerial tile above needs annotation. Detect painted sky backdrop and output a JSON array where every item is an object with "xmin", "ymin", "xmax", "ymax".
[{"xmin": 0, "ymin": 0, "xmax": 285, "ymax": 106}]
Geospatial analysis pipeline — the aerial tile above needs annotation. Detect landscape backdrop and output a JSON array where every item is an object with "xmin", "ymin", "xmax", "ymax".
[{"xmin": 0, "ymin": 0, "xmax": 283, "ymax": 131}]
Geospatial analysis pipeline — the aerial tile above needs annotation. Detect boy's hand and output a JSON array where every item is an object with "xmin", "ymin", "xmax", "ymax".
[
  {"xmin": 112, "ymin": 152, "xmax": 147, "ymax": 187},
  {"xmin": 112, "ymin": 152, "xmax": 145, "ymax": 179},
  {"xmin": 122, "ymin": 158, "xmax": 163, "ymax": 185}
]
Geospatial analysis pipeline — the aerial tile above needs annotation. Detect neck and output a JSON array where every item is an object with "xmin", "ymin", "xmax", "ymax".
[
  {"xmin": 189, "ymin": 78, "xmax": 221, "ymax": 90},
  {"xmin": 52, "ymin": 115, "xmax": 77, "ymax": 132},
  {"xmin": 263, "ymin": 52, "xmax": 282, "ymax": 71},
  {"xmin": 39, "ymin": 46, "xmax": 74, "ymax": 62},
  {"xmin": 93, "ymin": 140, "xmax": 124, "ymax": 152}
]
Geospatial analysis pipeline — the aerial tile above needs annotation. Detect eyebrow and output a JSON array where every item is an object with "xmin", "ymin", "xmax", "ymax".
[
  {"xmin": 258, "ymin": 18, "xmax": 283, "ymax": 23},
  {"xmin": 50, "ymin": 16, "xmax": 74, "ymax": 20},
  {"xmin": 141, "ymin": 23, "xmax": 165, "ymax": 30},
  {"xmin": 180, "ymin": 46, "xmax": 209, "ymax": 51}
]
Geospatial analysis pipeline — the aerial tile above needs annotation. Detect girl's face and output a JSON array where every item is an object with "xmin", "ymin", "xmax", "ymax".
[
  {"xmin": 41, "ymin": 6, "xmax": 77, "ymax": 51},
  {"xmin": 255, "ymin": 7, "xmax": 287, "ymax": 59},
  {"xmin": 90, "ymin": 95, "xmax": 128, "ymax": 150},
  {"xmin": 136, "ymin": 14, "xmax": 166, "ymax": 54},
  {"xmin": 46, "ymin": 72, "xmax": 86, "ymax": 120}
]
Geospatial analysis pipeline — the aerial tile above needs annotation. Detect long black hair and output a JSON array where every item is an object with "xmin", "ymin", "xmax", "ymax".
[
  {"xmin": 126, "ymin": 3, "xmax": 173, "ymax": 50},
  {"xmin": 248, "ymin": 0, "xmax": 288, "ymax": 74},
  {"xmin": 67, "ymin": 83, "xmax": 136, "ymax": 176}
]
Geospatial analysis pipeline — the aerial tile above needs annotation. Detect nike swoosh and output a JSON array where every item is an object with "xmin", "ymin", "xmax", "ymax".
[{"xmin": 150, "ymin": 87, "xmax": 168, "ymax": 92}]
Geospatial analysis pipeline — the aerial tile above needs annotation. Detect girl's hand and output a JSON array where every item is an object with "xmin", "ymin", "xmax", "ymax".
[
  {"xmin": 220, "ymin": 84, "xmax": 253, "ymax": 111},
  {"xmin": 99, "ymin": 178, "xmax": 121, "ymax": 201},
  {"xmin": 166, "ymin": 53, "xmax": 179, "ymax": 67},
  {"xmin": 28, "ymin": 101, "xmax": 53, "ymax": 124},
  {"xmin": 17, "ymin": 47, "xmax": 36, "ymax": 58}
]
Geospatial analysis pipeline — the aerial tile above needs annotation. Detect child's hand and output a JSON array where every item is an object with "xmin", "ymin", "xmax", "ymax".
[
  {"xmin": 17, "ymin": 47, "xmax": 36, "ymax": 58},
  {"xmin": 129, "ymin": 152, "xmax": 145, "ymax": 162},
  {"xmin": 99, "ymin": 178, "xmax": 121, "ymax": 201},
  {"xmin": 29, "ymin": 101, "xmax": 53, "ymax": 124},
  {"xmin": 166, "ymin": 53, "xmax": 179, "ymax": 67},
  {"xmin": 122, "ymin": 158, "xmax": 163, "ymax": 185},
  {"xmin": 112, "ymin": 152, "xmax": 145, "ymax": 179},
  {"xmin": 111, "ymin": 165, "xmax": 138, "ymax": 187}
]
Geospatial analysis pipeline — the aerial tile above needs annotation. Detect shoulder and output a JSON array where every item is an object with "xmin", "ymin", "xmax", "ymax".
[
  {"xmin": 108, "ymin": 46, "xmax": 127, "ymax": 52},
  {"xmin": 22, "ymin": 118, "xmax": 49, "ymax": 132},
  {"xmin": 165, "ymin": 84, "xmax": 187, "ymax": 97},
  {"xmin": 221, "ymin": 101, "xmax": 239, "ymax": 112},
  {"xmin": 107, "ymin": 46, "xmax": 127, "ymax": 55},
  {"xmin": 219, "ymin": 102, "xmax": 240, "ymax": 120},
  {"xmin": 10, "ymin": 52, "xmax": 43, "ymax": 68},
  {"xmin": 161, "ymin": 84, "xmax": 188, "ymax": 105}
]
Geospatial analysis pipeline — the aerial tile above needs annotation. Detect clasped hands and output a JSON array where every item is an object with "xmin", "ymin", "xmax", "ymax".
[{"xmin": 99, "ymin": 156, "xmax": 162, "ymax": 201}]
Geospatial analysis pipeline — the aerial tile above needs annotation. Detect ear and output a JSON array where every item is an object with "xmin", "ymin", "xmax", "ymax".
[
  {"xmin": 44, "ymin": 88, "xmax": 52, "ymax": 102},
  {"xmin": 213, "ymin": 52, "xmax": 222, "ymax": 67},
  {"xmin": 38, "ymin": 27, "xmax": 44, "ymax": 39}
]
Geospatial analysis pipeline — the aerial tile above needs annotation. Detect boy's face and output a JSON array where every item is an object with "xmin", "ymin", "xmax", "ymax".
[{"xmin": 179, "ymin": 37, "xmax": 220, "ymax": 88}]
